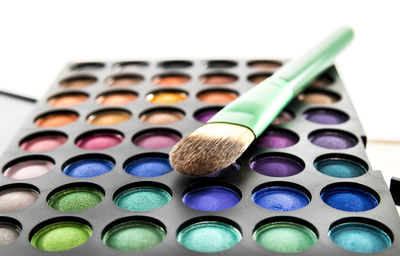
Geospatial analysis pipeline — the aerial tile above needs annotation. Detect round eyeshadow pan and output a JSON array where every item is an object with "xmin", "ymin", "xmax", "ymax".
[
  {"xmin": 272, "ymin": 109, "xmax": 294, "ymax": 125},
  {"xmin": 71, "ymin": 62, "xmax": 104, "ymax": 71},
  {"xmin": 250, "ymin": 155, "xmax": 304, "ymax": 177},
  {"xmin": 329, "ymin": 222, "xmax": 392, "ymax": 253},
  {"xmin": 0, "ymin": 188, "xmax": 39, "ymax": 212},
  {"xmin": 248, "ymin": 60, "xmax": 282, "ymax": 69},
  {"xmin": 114, "ymin": 186, "xmax": 171, "ymax": 212},
  {"xmin": 182, "ymin": 186, "xmax": 240, "ymax": 211},
  {"xmin": 140, "ymin": 109, "xmax": 184, "ymax": 125},
  {"xmin": 207, "ymin": 60, "xmax": 237, "ymax": 68},
  {"xmin": 309, "ymin": 130, "xmax": 358, "ymax": 149},
  {"xmin": 159, "ymin": 60, "xmax": 192, "ymax": 69},
  {"xmin": 253, "ymin": 221, "xmax": 317, "ymax": 253},
  {"xmin": 248, "ymin": 73, "xmax": 272, "ymax": 84},
  {"xmin": 20, "ymin": 133, "xmax": 67, "ymax": 152},
  {"xmin": 310, "ymin": 75, "xmax": 334, "ymax": 87},
  {"xmin": 200, "ymin": 73, "xmax": 238, "ymax": 85},
  {"xmin": 35, "ymin": 112, "xmax": 78, "ymax": 128},
  {"xmin": 146, "ymin": 91, "xmax": 188, "ymax": 104},
  {"xmin": 303, "ymin": 108, "xmax": 349, "ymax": 124},
  {"xmin": 48, "ymin": 187, "xmax": 104, "ymax": 212},
  {"xmin": 321, "ymin": 186, "xmax": 378, "ymax": 212},
  {"xmin": 0, "ymin": 223, "xmax": 21, "ymax": 247},
  {"xmin": 62, "ymin": 159, "xmax": 114, "ymax": 178},
  {"xmin": 315, "ymin": 157, "xmax": 367, "ymax": 178},
  {"xmin": 96, "ymin": 91, "xmax": 137, "ymax": 106},
  {"xmin": 194, "ymin": 107, "xmax": 221, "ymax": 123},
  {"xmin": 60, "ymin": 76, "xmax": 97, "ymax": 88},
  {"xmin": 152, "ymin": 74, "xmax": 190, "ymax": 86},
  {"xmin": 298, "ymin": 91, "xmax": 340, "ymax": 104},
  {"xmin": 252, "ymin": 186, "xmax": 309, "ymax": 212},
  {"xmin": 255, "ymin": 129, "xmax": 299, "ymax": 149},
  {"xmin": 132, "ymin": 130, "xmax": 181, "ymax": 149},
  {"xmin": 87, "ymin": 110, "xmax": 131, "ymax": 126},
  {"xmin": 177, "ymin": 221, "xmax": 241, "ymax": 253},
  {"xmin": 106, "ymin": 74, "xmax": 143, "ymax": 87},
  {"xmin": 47, "ymin": 93, "xmax": 88, "ymax": 107},
  {"xmin": 102, "ymin": 220, "xmax": 166, "ymax": 252},
  {"xmin": 124, "ymin": 156, "xmax": 173, "ymax": 178},
  {"xmin": 4, "ymin": 159, "xmax": 54, "ymax": 180},
  {"xmin": 197, "ymin": 90, "xmax": 238, "ymax": 103},
  {"xmin": 30, "ymin": 221, "xmax": 92, "ymax": 252},
  {"xmin": 114, "ymin": 62, "xmax": 148, "ymax": 72},
  {"xmin": 76, "ymin": 132, "xmax": 123, "ymax": 150}
]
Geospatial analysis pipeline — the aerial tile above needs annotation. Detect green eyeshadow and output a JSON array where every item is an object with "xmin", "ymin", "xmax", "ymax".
[
  {"xmin": 253, "ymin": 221, "xmax": 317, "ymax": 253},
  {"xmin": 102, "ymin": 220, "xmax": 166, "ymax": 252},
  {"xmin": 177, "ymin": 221, "xmax": 241, "ymax": 253},
  {"xmin": 30, "ymin": 221, "xmax": 92, "ymax": 252},
  {"xmin": 47, "ymin": 187, "xmax": 104, "ymax": 212},
  {"xmin": 114, "ymin": 186, "xmax": 171, "ymax": 211}
]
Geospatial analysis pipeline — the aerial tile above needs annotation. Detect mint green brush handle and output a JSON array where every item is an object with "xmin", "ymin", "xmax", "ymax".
[{"xmin": 207, "ymin": 27, "xmax": 354, "ymax": 137}]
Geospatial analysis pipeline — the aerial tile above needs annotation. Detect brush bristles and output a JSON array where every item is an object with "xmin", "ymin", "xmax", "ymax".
[{"xmin": 170, "ymin": 123, "xmax": 255, "ymax": 176}]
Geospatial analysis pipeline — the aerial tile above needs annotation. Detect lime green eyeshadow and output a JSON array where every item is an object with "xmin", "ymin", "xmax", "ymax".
[
  {"xmin": 177, "ymin": 221, "xmax": 241, "ymax": 253},
  {"xmin": 30, "ymin": 221, "xmax": 92, "ymax": 252},
  {"xmin": 47, "ymin": 187, "xmax": 104, "ymax": 212},
  {"xmin": 102, "ymin": 220, "xmax": 166, "ymax": 252},
  {"xmin": 114, "ymin": 186, "xmax": 171, "ymax": 212},
  {"xmin": 253, "ymin": 221, "xmax": 317, "ymax": 253}
]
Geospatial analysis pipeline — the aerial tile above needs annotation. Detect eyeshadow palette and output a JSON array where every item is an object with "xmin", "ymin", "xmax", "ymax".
[{"xmin": 0, "ymin": 59, "xmax": 399, "ymax": 255}]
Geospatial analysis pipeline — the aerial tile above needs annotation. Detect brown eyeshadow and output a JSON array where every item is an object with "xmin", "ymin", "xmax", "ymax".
[
  {"xmin": 87, "ymin": 110, "xmax": 131, "ymax": 126},
  {"xmin": 60, "ymin": 76, "xmax": 97, "ymax": 88},
  {"xmin": 248, "ymin": 60, "xmax": 282, "ymax": 69},
  {"xmin": 200, "ymin": 74, "xmax": 238, "ymax": 85},
  {"xmin": 298, "ymin": 91, "xmax": 340, "ymax": 104},
  {"xmin": 272, "ymin": 110, "xmax": 294, "ymax": 125},
  {"xmin": 96, "ymin": 91, "xmax": 137, "ymax": 106},
  {"xmin": 107, "ymin": 74, "xmax": 143, "ymax": 87},
  {"xmin": 47, "ymin": 93, "xmax": 88, "ymax": 107},
  {"xmin": 310, "ymin": 75, "xmax": 334, "ymax": 87},
  {"xmin": 140, "ymin": 109, "xmax": 185, "ymax": 125},
  {"xmin": 248, "ymin": 73, "xmax": 272, "ymax": 84},
  {"xmin": 197, "ymin": 90, "xmax": 238, "ymax": 104},
  {"xmin": 35, "ymin": 112, "xmax": 79, "ymax": 127}
]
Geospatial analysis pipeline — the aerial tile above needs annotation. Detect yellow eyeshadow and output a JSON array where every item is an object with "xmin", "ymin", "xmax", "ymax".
[{"xmin": 146, "ymin": 92, "xmax": 188, "ymax": 104}]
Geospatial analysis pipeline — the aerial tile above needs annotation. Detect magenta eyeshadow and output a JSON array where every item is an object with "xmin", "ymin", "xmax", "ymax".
[
  {"xmin": 194, "ymin": 108, "xmax": 221, "ymax": 123},
  {"xmin": 133, "ymin": 131, "xmax": 181, "ymax": 149},
  {"xmin": 76, "ymin": 132, "xmax": 123, "ymax": 150}
]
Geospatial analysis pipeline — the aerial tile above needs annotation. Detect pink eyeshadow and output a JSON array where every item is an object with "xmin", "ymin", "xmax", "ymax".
[
  {"xmin": 133, "ymin": 131, "xmax": 181, "ymax": 149},
  {"xmin": 20, "ymin": 134, "xmax": 67, "ymax": 152},
  {"xmin": 3, "ymin": 160, "xmax": 54, "ymax": 180},
  {"xmin": 76, "ymin": 133, "xmax": 124, "ymax": 150}
]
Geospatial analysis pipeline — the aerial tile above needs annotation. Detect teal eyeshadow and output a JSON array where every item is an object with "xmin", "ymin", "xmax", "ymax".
[
  {"xmin": 329, "ymin": 222, "xmax": 392, "ymax": 253},
  {"xmin": 114, "ymin": 187, "xmax": 171, "ymax": 211},
  {"xmin": 314, "ymin": 158, "xmax": 367, "ymax": 178},
  {"xmin": 177, "ymin": 221, "xmax": 241, "ymax": 253}
]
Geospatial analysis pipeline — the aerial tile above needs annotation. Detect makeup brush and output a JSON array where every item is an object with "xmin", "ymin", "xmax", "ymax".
[{"xmin": 170, "ymin": 27, "xmax": 354, "ymax": 176}]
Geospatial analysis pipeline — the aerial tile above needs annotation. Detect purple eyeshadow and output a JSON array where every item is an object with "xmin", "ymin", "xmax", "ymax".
[
  {"xmin": 194, "ymin": 108, "xmax": 222, "ymax": 123},
  {"xmin": 303, "ymin": 108, "xmax": 349, "ymax": 124},
  {"xmin": 132, "ymin": 130, "xmax": 181, "ymax": 149},
  {"xmin": 255, "ymin": 129, "xmax": 299, "ymax": 149},
  {"xmin": 250, "ymin": 155, "xmax": 304, "ymax": 177},
  {"xmin": 309, "ymin": 130, "xmax": 357, "ymax": 149}
]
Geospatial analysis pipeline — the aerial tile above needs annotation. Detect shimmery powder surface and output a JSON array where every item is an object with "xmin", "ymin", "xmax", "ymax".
[
  {"xmin": 4, "ymin": 160, "xmax": 54, "ymax": 180},
  {"xmin": 20, "ymin": 134, "xmax": 67, "ymax": 152},
  {"xmin": 255, "ymin": 130, "xmax": 298, "ymax": 149},
  {"xmin": 315, "ymin": 158, "xmax": 367, "ymax": 178},
  {"xmin": 272, "ymin": 110, "xmax": 294, "ymax": 125},
  {"xmin": 76, "ymin": 133, "xmax": 123, "ymax": 150},
  {"xmin": 48, "ymin": 187, "xmax": 104, "ymax": 212},
  {"xmin": 124, "ymin": 157, "xmax": 173, "ymax": 177},
  {"xmin": 329, "ymin": 222, "xmax": 391, "ymax": 253},
  {"xmin": 102, "ymin": 221, "xmax": 165, "ymax": 252},
  {"xmin": 194, "ymin": 108, "xmax": 221, "ymax": 123},
  {"xmin": 253, "ymin": 222, "xmax": 317, "ymax": 253},
  {"xmin": 133, "ymin": 131, "xmax": 180, "ymax": 149},
  {"xmin": 0, "ymin": 188, "xmax": 39, "ymax": 212},
  {"xmin": 87, "ymin": 110, "xmax": 131, "ymax": 126},
  {"xmin": 250, "ymin": 156, "xmax": 303, "ymax": 177},
  {"xmin": 309, "ymin": 130, "xmax": 357, "ymax": 149},
  {"xmin": 140, "ymin": 110, "xmax": 184, "ymax": 125},
  {"xmin": 146, "ymin": 91, "xmax": 187, "ymax": 104},
  {"xmin": 177, "ymin": 221, "xmax": 241, "ymax": 253},
  {"xmin": 321, "ymin": 187, "xmax": 378, "ymax": 212},
  {"xmin": 252, "ymin": 187, "xmax": 309, "ymax": 211},
  {"xmin": 35, "ymin": 113, "xmax": 78, "ymax": 127},
  {"xmin": 303, "ymin": 108, "xmax": 348, "ymax": 124},
  {"xmin": 114, "ymin": 187, "xmax": 171, "ymax": 211},
  {"xmin": 182, "ymin": 186, "xmax": 240, "ymax": 211},
  {"xmin": 30, "ymin": 221, "xmax": 92, "ymax": 252},
  {"xmin": 62, "ymin": 159, "xmax": 114, "ymax": 178},
  {"xmin": 0, "ymin": 224, "xmax": 20, "ymax": 246}
]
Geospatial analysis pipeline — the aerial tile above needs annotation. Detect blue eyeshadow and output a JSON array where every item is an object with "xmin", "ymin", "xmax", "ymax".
[
  {"xmin": 124, "ymin": 157, "xmax": 173, "ymax": 177},
  {"xmin": 315, "ymin": 158, "xmax": 367, "ymax": 178},
  {"xmin": 252, "ymin": 186, "xmax": 310, "ymax": 211},
  {"xmin": 321, "ymin": 187, "xmax": 378, "ymax": 212},
  {"xmin": 62, "ymin": 159, "xmax": 114, "ymax": 178},
  {"xmin": 182, "ymin": 186, "xmax": 240, "ymax": 211},
  {"xmin": 329, "ymin": 222, "xmax": 391, "ymax": 253}
]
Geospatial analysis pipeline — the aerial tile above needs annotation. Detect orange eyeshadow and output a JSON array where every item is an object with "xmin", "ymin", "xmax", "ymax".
[
  {"xmin": 197, "ymin": 90, "xmax": 238, "ymax": 103},
  {"xmin": 152, "ymin": 74, "xmax": 190, "ymax": 86},
  {"xmin": 140, "ymin": 109, "xmax": 184, "ymax": 125},
  {"xmin": 107, "ymin": 75, "xmax": 143, "ymax": 87},
  {"xmin": 47, "ymin": 93, "xmax": 88, "ymax": 107},
  {"xmin": 96, "ymin": 92, "xmax": 137, "ymax": 106},
  {"xmin": 87, "ymin": 110, "xmax": 131, "ymax": 126},
  {"xmin": 199, "ymin": 74, "xmax": 237, "ymax": 85},
  {"xmin": 146, "ymin": 91, "xmax": 188, "ymax": 104},
  {"xmin": 60, "ymin": 76, "xmax": 96, "ymax": 88},
  {"xmin": 35, "ymin": 112, "xmax": 78, "ymax": 127}
]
